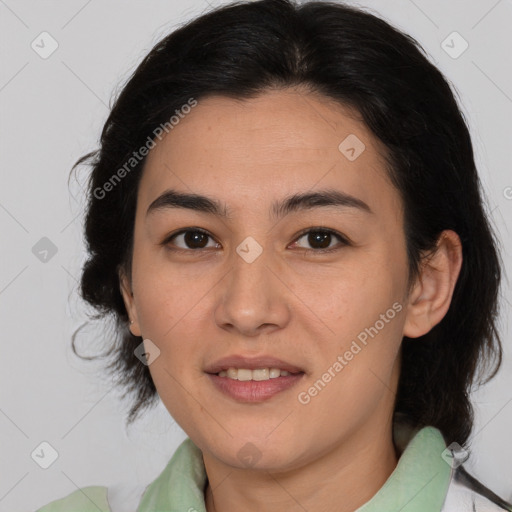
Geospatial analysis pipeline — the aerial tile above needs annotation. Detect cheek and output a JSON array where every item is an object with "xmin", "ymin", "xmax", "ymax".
[
  {"xmin": 294, "ymin": 256, "xmax": 406, "ymax": 410},
  {"xmin": 297, "ymin": 308, "xmax": 404, "ymax": 440},
  {"xmin": 131, "ymin": 246, "xmax": 213, "ymax": 334},
  {"xmin": 288, "ymin": 250, "xmax": 405, "ymax": 337}
]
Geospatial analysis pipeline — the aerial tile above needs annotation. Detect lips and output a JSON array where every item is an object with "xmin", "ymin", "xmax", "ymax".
[{"xmin": 204, "ymin": 354, "xmax": 305, "ymax": 375}]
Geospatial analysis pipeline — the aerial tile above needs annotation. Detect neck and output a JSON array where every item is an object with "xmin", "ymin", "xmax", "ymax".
[{"xmin": 204, "ymin": 416, "xmax": 398, "ymax": 512}]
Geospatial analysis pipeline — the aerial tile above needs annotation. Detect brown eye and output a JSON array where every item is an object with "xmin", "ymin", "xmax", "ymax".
[
  {"xmin": 307, "ymin": 231, "xmax": 332, "ymax": 249},
  {"xmin": 183, "ymin": 231, "xmax": 209, "ymax": 248},
  {"xmin": 167, "ymin": 229, "xmax": 219, "ymax": 250},
  {"xmin": 293, "ymin": 229, "xmax": 348, "ymax": 251}
]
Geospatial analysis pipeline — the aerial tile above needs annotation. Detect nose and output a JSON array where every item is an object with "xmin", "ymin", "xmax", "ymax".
[{"xmin": 214, "ymin": 247, "xmax": 291, "ymax": 337}]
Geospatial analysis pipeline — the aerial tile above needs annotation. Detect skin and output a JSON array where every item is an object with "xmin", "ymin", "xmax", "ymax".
[{"xmin": 120, "ymin": 88, "xmax": 462, "ymax": 512}]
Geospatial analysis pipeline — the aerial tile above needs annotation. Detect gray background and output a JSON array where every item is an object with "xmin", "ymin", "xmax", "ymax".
[{"xmin": 0, "ymin": 0, "xmax": 511, "ymax": 509}]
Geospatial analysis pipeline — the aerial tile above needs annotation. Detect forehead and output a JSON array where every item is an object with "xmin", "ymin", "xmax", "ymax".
[{"xmin": 138, "ymin": 89, "xmax": 397, "ymax": 216}]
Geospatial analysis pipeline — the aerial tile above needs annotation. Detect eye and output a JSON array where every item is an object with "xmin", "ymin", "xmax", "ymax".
[
  {"xmin": 164, "ymin": 228, "xmax": 220, "ymax": 251},
  {"xmin": 291, "ymin": 228, "xmax": 349, "ymax": 252}
]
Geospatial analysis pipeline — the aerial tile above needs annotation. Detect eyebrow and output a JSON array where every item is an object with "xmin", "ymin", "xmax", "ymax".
[{"xmin": 146, "ymin": 188, "xmax": 372, "ymax": 219}]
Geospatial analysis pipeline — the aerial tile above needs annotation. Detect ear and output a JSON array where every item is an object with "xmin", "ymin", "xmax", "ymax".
[
  {"xmin": 118, "ymin": 266, "xmax": 142, "ymax": 337},
  {"xmin": 403, "ymin": 230, "xmax": 463, "ymax": 338}
]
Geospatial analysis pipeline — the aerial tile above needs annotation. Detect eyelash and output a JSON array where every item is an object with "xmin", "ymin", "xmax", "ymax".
[{"xmin": 161, "ymin": 227, "xmax": 350, "ymax": 254}]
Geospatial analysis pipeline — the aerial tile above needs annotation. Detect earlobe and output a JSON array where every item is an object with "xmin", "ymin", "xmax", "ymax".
[
  {"xmin": 403, "ymin": 230, "xmax": 463, "ymax": 339},
  {"xmin": 118, "ymin": 267, "xmax": 142, "ymax": 337}
]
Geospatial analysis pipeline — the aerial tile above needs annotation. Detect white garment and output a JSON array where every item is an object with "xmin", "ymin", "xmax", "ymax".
[{"xmin": 442, "ymin": 467, "xmax": 511, "ymax": 511}]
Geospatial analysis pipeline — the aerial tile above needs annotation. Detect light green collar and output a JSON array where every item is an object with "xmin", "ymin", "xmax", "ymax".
[
  {"xmin": 136, "ymin": 437, "xmax": 207, "ymax": 512},
  {"xmin": 137, "ymin": 424, "xmax": 451, "ymax": 512},
  {"xmin": 356, "ymin": 425, "xmax": 451, "ymax": 511}
]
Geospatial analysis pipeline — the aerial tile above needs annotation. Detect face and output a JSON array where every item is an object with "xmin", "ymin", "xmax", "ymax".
[{"xmin": 121, "ymin": 88, "xmax": 413, "ymax": 471}]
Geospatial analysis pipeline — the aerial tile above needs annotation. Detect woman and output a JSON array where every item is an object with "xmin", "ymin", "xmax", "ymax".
[{"xmin": 37, "ymin": 0, "xmax": 511, "ymax": 510}]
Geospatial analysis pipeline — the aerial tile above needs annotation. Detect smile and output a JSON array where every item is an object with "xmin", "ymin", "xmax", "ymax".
[{"xmin": 217, "ymin": 367, "xmax": 298, "ymax": 381}]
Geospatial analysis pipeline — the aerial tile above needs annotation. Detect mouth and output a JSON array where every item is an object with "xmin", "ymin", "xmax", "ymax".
[
  {"xmin": 212, "ymin": 367, "xmax": 303, "ymax": 380},
  {"xmin": 205, "ymin": 354, "xmax": 306, "ymax": 402},
  {"xmin": 204, "ymin": 354, "xmax": 305, "ymax": 378}
]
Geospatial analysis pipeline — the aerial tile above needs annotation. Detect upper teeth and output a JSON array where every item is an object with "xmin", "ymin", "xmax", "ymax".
[{"xmin": 217, "ymin": 368, "xmax": 293, "ymax": 381}]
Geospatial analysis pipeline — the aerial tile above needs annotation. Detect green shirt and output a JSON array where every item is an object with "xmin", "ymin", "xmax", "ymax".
[{"xmin": 36, "ymin": 425, "xmax": 453, "ymax": 512}]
